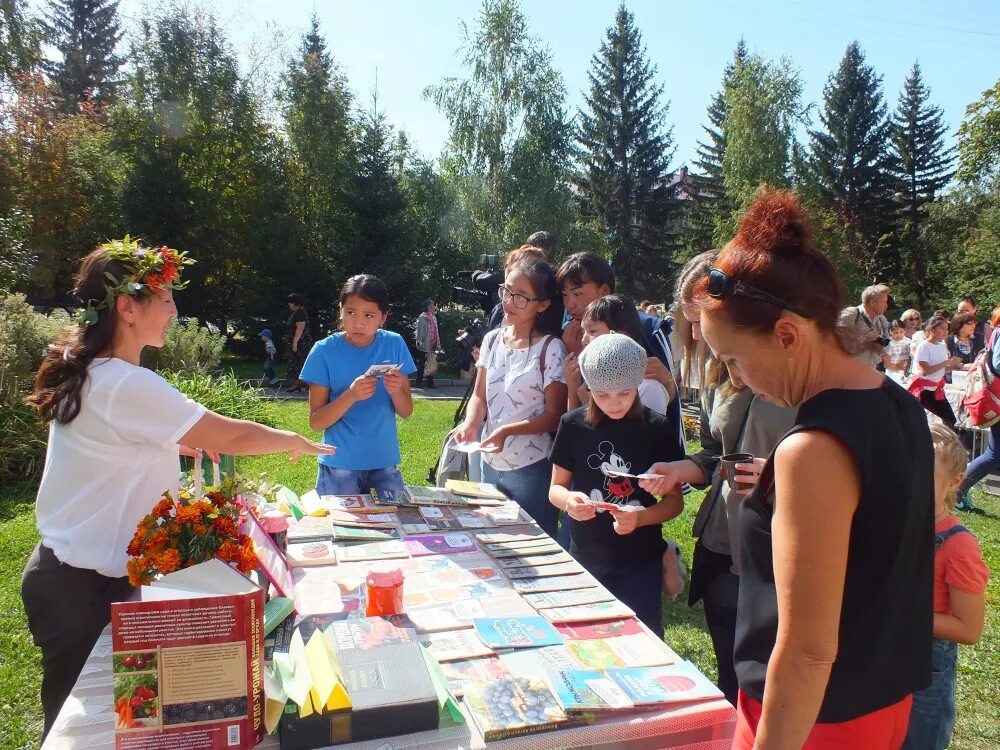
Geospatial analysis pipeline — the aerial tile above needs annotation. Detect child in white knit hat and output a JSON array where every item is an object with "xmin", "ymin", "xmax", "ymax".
[{"xmin": 549, "ymin": 332, "xmax": 685, "ymax": 633}]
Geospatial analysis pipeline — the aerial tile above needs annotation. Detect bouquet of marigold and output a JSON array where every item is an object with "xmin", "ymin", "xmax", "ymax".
[{"xmin": 126, "ymin": 480, "xmax": 258, "ymax": 587}]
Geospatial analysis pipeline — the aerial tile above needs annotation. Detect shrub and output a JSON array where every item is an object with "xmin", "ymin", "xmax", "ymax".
[
  {"xmin": 0, "ymin": 399, "xmax": 48, "ymax": 491},
  {"xmin": 162, "ymin": 370, "xmax": 277, "ymax": 427},
  {"xmin": 0, "ymin": 293, "xmax": 66, "ymax": 400},
  {"xmin": 142, "ymin": 318, "xmax": 226, "ymax": 374}
]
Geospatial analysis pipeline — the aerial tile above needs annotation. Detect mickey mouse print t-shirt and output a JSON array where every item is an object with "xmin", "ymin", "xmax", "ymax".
[{"xmin": 550, "ymin": 406, "xmax": 684, "ymax": 566}]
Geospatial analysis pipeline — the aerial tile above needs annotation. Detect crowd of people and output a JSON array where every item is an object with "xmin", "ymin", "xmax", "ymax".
[{"xmin": 21, "ymin": 187, "xmax": 995, "ymax": 750}]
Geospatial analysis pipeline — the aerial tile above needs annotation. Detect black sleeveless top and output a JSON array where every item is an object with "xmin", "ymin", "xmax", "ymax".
[{"xmin": 735, "ymin": 378, "xmax": 934, "ymax": 722}]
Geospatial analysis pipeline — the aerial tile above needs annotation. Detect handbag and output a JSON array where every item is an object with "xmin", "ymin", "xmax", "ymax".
[{"xmin": 960, "ymin": 330, "xmax": 1000, "ymax": 428}]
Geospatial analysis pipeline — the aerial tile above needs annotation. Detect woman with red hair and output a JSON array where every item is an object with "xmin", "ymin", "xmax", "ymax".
[{"xmin": 691, "ymin": 189, "xmax": 933, "ymax": 748}]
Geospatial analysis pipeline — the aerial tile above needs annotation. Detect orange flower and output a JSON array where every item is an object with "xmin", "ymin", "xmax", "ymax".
[
  {"xmin": 211, "ymin": 516, "xmax": 237, "ymax": 537},
  {"xmin": 175, "ymin": 504, "xmax": 203, "ymax": 525},
  {"xmin": 152, "ymin": 497, "xmax": 174, "ymax": 519},
  {"xmin": 237, "ymin": 544, "xmax": 258, "ymax": 573},
  {"xmin": 154, "ymin": 548, "xmax": 181, "ymax": 574},
  {"xmin": 127, "ymin": 557, "xmax": 152, "ymax": 587},
  {"xmin": 206, "ymin": 491, "xmax": 226, "ymax": 507},
  {"xmin": 194, "ymin": 524, "xmax": 208, "ymax": 535},
  {"xmin": 217, "ymin": 541, "xmax": 241, "ymax": 563},
  {"xmin": 147, "ymin": 528, "xmax": 169, "ymax": 550}
]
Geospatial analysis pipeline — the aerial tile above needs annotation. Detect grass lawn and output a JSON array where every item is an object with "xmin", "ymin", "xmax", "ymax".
[{"xmin": 1, "ymin": 398, "xmax": 998, "ymax": 749}]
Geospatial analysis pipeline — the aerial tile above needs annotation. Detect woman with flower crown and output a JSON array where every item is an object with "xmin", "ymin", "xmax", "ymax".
[{"xmin": 21, "ymin": 238, "xmax": 334, "ymax": 738}]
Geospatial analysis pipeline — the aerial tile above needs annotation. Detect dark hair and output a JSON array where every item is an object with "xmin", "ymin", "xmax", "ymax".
[
  {"xmin": 339, "ymin": 274, "xmax": 389, "ymax": 313},
  {"xmin": 933, "ymin": 309, "xmax": 951, "ymax": 321},
  {"xmin": 287, "ymin": 292, "xmax": 304, "ymax": 306},
  {"xmin": 959, "ymin": 295, "xmax": 977, "ymax": 308},
  {"xmin": 695, "ymin": 189, "xmax": 846, "ymax": 337},
  {"xmin": 586, "ymin": 388, "xmax": 644, "ymax": 427},
  {"xmin": 925, "ymin": 315, "xmax": 948, "ymax": 334},
  {"xmin": 507, "ymin": 259, "xmax": 564, "ymax": 339},
  {"xmin": 504, "ymin": 244, "xmax": 548, "ymax": 272},
  {"xmin": 421, "ymin": 299, "xmax": 435, "ymax": 313},
  {"xmin": 581, "ymin": 295, "xmax": 643, "ymax": 344},
  {"xmin": 525, "ymin": 231, "xmax": 556, "ymax": 253},
  {"xmin": 27, "ymin": 248, "xmax": 126, "ymax": 424},
  {"xmin": 890, "ymin": 318, "xmax": 905, "ymax": 331},
  {"xmin": 556, "ymin": 252, "xmax": 615, "ymax": 294},
  {"xmin": 949, "ymin": 311, "xmax": 976, "ymax": 336}
]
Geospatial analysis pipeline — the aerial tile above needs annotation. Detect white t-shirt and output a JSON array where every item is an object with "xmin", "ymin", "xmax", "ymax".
[
  {"xmin": 887, "ymin": 337, "xmax": 912, "ymax": 365},
  {"xmin": 638, "ymin": 378, "xmax": 669, "ymax": 415},
  {"xmin": 478, "ymin": 330, "xmax": 566, "ymax": 471},
  {"xmin": 35, "ymin": 358, "xmax": 206, "ymax": 577},
  {"xmin": 914, "ymin": 339, "xmax": 949, "ymax": 390}
]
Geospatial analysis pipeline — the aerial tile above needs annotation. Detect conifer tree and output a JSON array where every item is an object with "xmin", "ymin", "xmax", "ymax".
[
  {"xmin": 809, "ymin": 41, "xmax": 895, "ymax": 282},
  {"xmin": 279, "ymin": 14, "xmax": 357, "ymax": 284},
  {"xmin": 43, "ymin": 0, "xmax": 123, "ymax": 111},
  {"xmin": 889, "ymin": 61, "xmax": 954, "ymax": 305},
  {"xmin": 695, "ymin": 39, "xmax": 748, "ymax": 205},
  {"xmin": 577, "ymin": 3, "xmax": 675, "ymax": 299}
]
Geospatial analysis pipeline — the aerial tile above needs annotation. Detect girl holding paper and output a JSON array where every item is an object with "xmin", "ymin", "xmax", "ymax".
[
  {"xmin": 548, "ymin": 333, "xmax": 685, "ymax": 633},
  {"xmin": 301, "ymin": 274, "xmax": 417, "ymax": 497}
]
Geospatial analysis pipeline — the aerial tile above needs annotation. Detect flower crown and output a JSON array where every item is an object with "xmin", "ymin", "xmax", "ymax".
[{"xmin": 76, "ymin": 236, "xmax": 195, "ymax": 326}]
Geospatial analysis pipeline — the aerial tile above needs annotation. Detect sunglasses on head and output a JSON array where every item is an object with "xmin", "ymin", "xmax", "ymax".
[{"xmin": 707, "ymin": 268, "xmax": 811, "ymax": 319}]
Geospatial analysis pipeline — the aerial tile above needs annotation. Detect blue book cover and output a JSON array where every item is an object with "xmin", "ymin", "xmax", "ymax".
[
  {"xmin": 544, "ymin": 668, "xmax": 634, "ymax": 713},
  {"xmin": 607, "ymin": 661, "xmax": 723, "ymax": 706},
  {"xmin": 472, "ymin": 616, "xmax": 564, "ymax": 649}
]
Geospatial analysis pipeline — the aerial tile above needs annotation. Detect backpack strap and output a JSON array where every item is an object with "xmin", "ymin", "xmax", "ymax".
[
  {"xmin": 935, "ymin": 524, "xmax": 972, "ymax": 549},
  {"xmin": 537, "ymin": 334, "xmax": 554, "ymax": 379}
]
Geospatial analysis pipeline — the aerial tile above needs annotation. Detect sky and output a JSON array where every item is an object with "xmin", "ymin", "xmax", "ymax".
[{"xmin": 34, "ymin": 0, "xmax": 1000, "ymax": 167}]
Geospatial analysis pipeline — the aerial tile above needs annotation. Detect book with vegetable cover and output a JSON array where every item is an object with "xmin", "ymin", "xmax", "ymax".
[{"xmin": 110, "ymin": 558, "xmax": 264, "ymax": 750}]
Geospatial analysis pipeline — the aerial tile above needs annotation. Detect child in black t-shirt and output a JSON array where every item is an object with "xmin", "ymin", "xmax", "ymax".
[{"xmin": 549, "ymin": 333, "xmax": 685, "ymax": 633}]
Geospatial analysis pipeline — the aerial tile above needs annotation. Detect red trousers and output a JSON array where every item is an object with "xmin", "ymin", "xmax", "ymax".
[{"xmin": 733, "ymin": 690, "xmax": 912, "ymax": 749}]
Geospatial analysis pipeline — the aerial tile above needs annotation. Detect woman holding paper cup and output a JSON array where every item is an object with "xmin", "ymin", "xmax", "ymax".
[
  {"xmin": 687, "ymin": 190, "xmax": 933, "ymax": 748},
  {"xmin": 642, "ymin": 250, "xmax": 796, "ymax": 705},
  {"xmin": 23, "ymin": 240, "xmax": 334, "ymax": 738},
  {"xmin": 301, "ymin": 274, "xmax": 417, "ymax": 497}
]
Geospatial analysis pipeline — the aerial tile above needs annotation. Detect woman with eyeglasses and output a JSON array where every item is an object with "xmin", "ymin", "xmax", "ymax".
[
  {"xmin": 691, "ymin": 189, "xmax": 933, "ymax": 749},
  {"xmin": 456, "ymin": 257, "xmax": 568, "ymax": 537}
]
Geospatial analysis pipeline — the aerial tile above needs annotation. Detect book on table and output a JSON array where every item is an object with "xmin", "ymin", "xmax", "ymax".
[
  {"xmin": 498, "ymin": 644, "xmax": 580, "ymax": 677},
  {"xmin": 472, "ymin": 616, "xmax": 564, "ymax": 649},
  {"xmin": 539, "ymin": 599, "xmax": 637, "ymax": 624},
  {"xmin": 301, "ymin": 490, "xmax": 397, "ymax": 514},
  {"xmin": 404, "ymin": 532, "xmax": 478, "ymax": 556},
  {"xmin": 109, "ymin": 558, "xmax": 264, "ymax": 750},
  {"xmin": 396, "ymin": 505, "xmax": 432, "ymax": 534},
  {"xmin": 553, "ymin": 617, "xmax": 646, "ymax": 640},
  {"xmin": 521, "ymin": 587, "xmax": 616, "ymax": 610},
  {"xmin": 443, "ymin": 479, "xmax": 508, "ymax": 503},
  {"xmin": 565, "ymin": 632, "xmax": 680, "ymax": 669},
  {"xmin": 511, "ymin": 573, "xmax": 601, "ymax": 594},
  {"xmin": 606, "ymin": 661, "xmax": 725, "ymax": 706},
  {"xmin": 437, "ymin": 656, "xmax": 511, "ymax": 697},
  {"xmin": 418, "ymin": 505, "xmax": 465, "ymax": 530},
  {"xmin": 462, "ymin": 676, "xmax": 576, "ymax": 741},
  {"xmin": 474, "ymin": 526, "xmax": 547, "ymax": 544},
  {"xmin": 545, "ymin": 668, "xmax": 636, "ymax": 713},
  {"xmin": 402, "ymin": 484, "xmax": 469, "ymax": 507},
  {"xmin": 286, "ymin": 516, "xmax": 400, "ymax": 544}
]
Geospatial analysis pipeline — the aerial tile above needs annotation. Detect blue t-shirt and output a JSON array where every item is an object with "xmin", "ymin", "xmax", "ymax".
[{"xmin": 300, "ymin": 330, "xmax": 417, "ymax": 470}]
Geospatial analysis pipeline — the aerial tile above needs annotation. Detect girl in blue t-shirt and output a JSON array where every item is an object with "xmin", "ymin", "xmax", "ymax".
[{"xmin": 301, "ymin": 274, "xmax": 417, "ymax": 496}]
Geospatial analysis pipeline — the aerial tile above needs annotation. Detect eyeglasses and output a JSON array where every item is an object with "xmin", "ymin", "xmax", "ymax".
[
  {"xmin": 499, "ymin": 285, "xmax": 543, "ymax": 310},
  {"xmin": 707, "ymin": 268, "xmax": 811, "ymax": 319}
]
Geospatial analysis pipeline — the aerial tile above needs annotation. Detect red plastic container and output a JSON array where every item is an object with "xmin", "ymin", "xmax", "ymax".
[{"xmin": 365, "ymin": 566, "xmax": 405, "ymax": 616}]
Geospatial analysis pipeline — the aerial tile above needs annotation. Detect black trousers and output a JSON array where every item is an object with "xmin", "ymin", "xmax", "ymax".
[
  {"xmin": 413, "ymin": 351, "xmax": 427, "ymax": 384},
  {"xmin": 919, "ymin": 390, "xmax": 957, "ymax": 428},
  {"xmin": 21, "ymin": 543, "xmax": 134, "ymax": 738},
  {"xmin": 688, "ymin": 541, "xmax": 740, "ymax": 706}
]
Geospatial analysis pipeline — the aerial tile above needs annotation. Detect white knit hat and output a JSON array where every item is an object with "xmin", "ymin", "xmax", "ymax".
[{"xmin": 578, "ymin": 333, "xmax": 647, "ymax": 392}]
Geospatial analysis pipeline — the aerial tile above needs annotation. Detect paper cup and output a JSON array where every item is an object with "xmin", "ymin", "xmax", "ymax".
[{"xmin": 720, "ymin": 453, "xmax": 755, "ymax": 492}]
